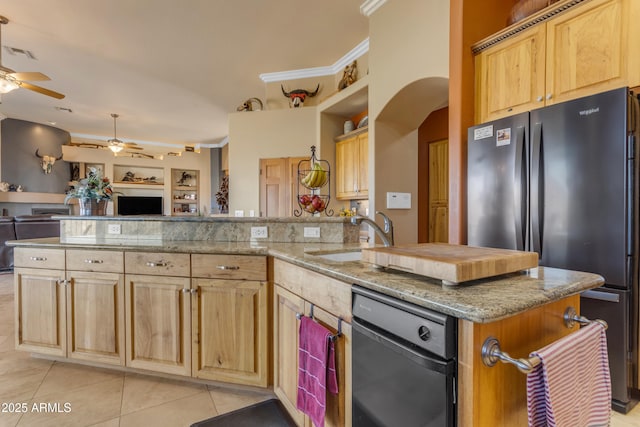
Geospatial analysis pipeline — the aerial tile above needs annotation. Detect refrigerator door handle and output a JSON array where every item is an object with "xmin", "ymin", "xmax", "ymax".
[
  {"xmin": 514, "ymin": 126, "xmax": 526, "ymax": 251},
  {"xmin": 531, "ymin": 122, "xmax": 543, "ymax": 257},
  {"xmin": 581, "ymin": 289, "xmax": 620, "ymax": 303}
]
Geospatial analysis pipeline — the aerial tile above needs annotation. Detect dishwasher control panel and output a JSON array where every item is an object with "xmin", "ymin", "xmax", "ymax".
[{"xmin": 352, "ymin": 286, "xmax": 456, "ymax": 359}]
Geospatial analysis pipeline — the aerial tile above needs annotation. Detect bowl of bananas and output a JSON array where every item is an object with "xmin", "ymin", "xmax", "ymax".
[{"xmin": 300, "ymin": 163, "xmax": 328, "ymax": 189}]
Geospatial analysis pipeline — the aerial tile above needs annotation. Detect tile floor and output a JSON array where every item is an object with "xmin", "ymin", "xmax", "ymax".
[
  {"xmin": 0, "ymin": 272, "xmax": 274, "ymax": 427},
  {"xmin": 1, "ymin": 271, "xmax": 640, "ymax": 426}
]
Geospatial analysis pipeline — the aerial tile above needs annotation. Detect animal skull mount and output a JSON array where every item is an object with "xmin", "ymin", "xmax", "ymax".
[
  {"xmin": 237, "ymin": 97, "xmax": 264, "ymax": 112},
  {"xmin": 35, "ymin": 149, "xmax": 63, "ymax": 174},
  {"xmin": 281, "ymin": 84, "xmax": 320, "ymax": 108}
]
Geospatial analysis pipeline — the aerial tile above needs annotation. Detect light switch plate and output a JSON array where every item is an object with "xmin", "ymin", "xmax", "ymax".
[
  {"xmin": 251, "ymin": 226, "xmax": 268, "ymax": 239},
  {"xmin": 386, "ymin": 192, "xmax": 411, "ymax": 209},
  {"xmin": 304, "ymin": 227, "xmax": 321, "ymax": 238}
]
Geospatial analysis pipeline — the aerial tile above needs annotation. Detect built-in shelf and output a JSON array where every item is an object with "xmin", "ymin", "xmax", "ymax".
[
  {"xmin": 0, "ymin": 192, "xmax": 66, "ymax": 204},
  {"xmin": 113, "ymin": 182, "xmax": 164, "ymax": 190}
]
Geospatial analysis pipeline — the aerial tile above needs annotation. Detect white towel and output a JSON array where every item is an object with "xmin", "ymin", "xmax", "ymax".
[{"xmin": 527, "ymin": 322, "xmax": 611, "ymax": 427}]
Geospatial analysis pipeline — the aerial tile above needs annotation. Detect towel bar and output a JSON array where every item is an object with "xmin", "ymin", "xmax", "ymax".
[
  {"xmin": 295, "ymin": 304, "xmax": 342, "ymax": 342},
  {"xmin": 481, "ymin": 306, "xmax": 608, "ymax": 374}
]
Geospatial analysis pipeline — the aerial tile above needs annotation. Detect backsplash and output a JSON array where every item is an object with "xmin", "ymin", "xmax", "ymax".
[{"xmin": 59, "ymin": 216, "xmax": 360, "ymax": 244}]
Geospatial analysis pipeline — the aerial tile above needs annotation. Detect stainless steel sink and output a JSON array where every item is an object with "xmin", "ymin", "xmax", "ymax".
[{"xmin": 306, "ymin": 250, "xmax": 362, "ymax": 262}]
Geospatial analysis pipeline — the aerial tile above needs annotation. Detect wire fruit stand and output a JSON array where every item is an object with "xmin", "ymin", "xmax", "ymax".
[{"xmin": 294, "ymin": 146, "xmax": 333, "ymax": 216}]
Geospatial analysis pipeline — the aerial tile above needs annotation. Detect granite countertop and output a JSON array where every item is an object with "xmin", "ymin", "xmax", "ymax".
[{"xmin": 9, "ymin": 238, "xmax": 604, "ymax": 323}]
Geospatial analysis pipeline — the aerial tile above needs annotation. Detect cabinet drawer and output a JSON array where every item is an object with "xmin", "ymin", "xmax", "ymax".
[
  {"xmin": 273, "ymin": 258, "xmax": 351, "ymax": 321},
  {"xmin": 66, "ymin": 249, "xmax": 124, "ymax": 273},
  {"xmin": 125, "ymin": 252, "xmax": 190, "ymax": 277},
  {"xmin": 14, "ymin": 248, "xmax": 65, "ymax": 269},
  {"xmin": 191, "ymin": 254, "xmax": 267, "ymax": 280}
]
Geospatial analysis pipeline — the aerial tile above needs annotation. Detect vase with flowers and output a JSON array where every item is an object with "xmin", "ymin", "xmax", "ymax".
[{"xmin": 65, "ymin": 167, "xmax": 117, "ymax": 216}]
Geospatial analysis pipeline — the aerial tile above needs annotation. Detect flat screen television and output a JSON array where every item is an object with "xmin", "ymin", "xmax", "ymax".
[{"xmin": 117, "ymin": 196, "xmax": 163, "ymax": 216}]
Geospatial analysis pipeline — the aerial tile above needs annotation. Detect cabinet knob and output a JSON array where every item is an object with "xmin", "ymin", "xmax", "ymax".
[
  {"xmin": 30, "ymin": 256, "xmax": 47, "ymax": 261},
  {"xmin": 146, "ymin": 261, "xmax": 167, "ymax": 267},
  {"xmin": 546, "ymin": 93, "xmax": 552, "ymax": 100},
  {"xmin": 536, "ymin": 96, "xmax": 543, "ymax": 102},
  {"xmin": 216, "ymin": 265, "xmax": 240, "ymax": 270},
  {"xmin": 181, "ymin": 288, "xmax": 190, "ymax": 294},
  {"xmin": 190, "ymin": 289, "xmax": 198, "ymax": 295},
  {"xmin": 84, "ymin": 259, "xmax": 104, "ymax": 264}
]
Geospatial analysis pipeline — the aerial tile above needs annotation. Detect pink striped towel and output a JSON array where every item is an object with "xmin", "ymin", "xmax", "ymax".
[
  {"xmin": 527, "ymin": 322, "xmax": 611, "ymax": 427},
  {"xmin": 296, "ymin": 316, "xmax": 338, "ymax": 427}
]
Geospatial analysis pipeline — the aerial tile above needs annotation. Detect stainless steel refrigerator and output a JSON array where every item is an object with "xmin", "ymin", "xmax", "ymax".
[{"xmin": 467, "ymin": 87, "xmax": 638, "ymax": 413}]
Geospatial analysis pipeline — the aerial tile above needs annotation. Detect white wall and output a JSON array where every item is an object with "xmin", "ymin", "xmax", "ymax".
[
  {"xmin": 228, "ymin": 108, "xmax": 316, "ymax": 215},
  {"xmin": 367, "ymin": 0, "xmax": 450, "ymax": 244}
]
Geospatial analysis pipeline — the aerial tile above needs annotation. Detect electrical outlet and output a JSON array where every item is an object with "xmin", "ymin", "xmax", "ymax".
[
  {"xmin": 251, "ymin": 226, "xmax": 268, "ymax": 239},
  {"xmin": 107, "ymin": 224, "xmax": 121, "ymax": 234},
  {"xmin": 304, "ymin": 227, "xmax": 321, "ymax": 238}
]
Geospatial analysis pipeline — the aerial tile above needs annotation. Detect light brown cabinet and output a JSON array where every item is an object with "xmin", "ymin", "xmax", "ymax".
[
  {"xmin": 475, "ymin": 0, "xmax": 640, "ymax": 123},
  {"xmin": 14, "ymin": 248, "xmax": 125, "ymax": 366},
  {"xmin": 125, "ymin": 274, "xmax": 192, "ymax": 376},
  {"xmin": 191, "ymin": 254, "xmax": 269, "ymax": 387},
  {"xmin": 14, "ymin": 265, "xmax": 66, "ymax": 356},
  {"xmin": 336, "ymin": 129, "xmax": 368, "ymax": 200},
  {"xmin": 273, "ymin": 259, "xmax": 352, "ymax": 427},
  {"xmin": 66, "ymin": 249, "xmax": 125, "ymax": 366}
]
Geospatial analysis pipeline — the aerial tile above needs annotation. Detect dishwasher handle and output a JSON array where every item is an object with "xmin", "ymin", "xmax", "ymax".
[{"xmin": 353, "ymin": 318, "xmax": 455, "ymax": 375}]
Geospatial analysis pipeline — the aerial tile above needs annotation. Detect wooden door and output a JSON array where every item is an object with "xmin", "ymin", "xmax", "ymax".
[
  {"xmin": 260, "ymin": 158, "xmax": 288, "ymax": 217},
  {"xmin": 274, "ymin": 285, "xmax": 306, "ymax": 427},
  {"xmin": 356, "ymin": 133, "xmax": 369, "ymax": 198},
  {"xmin": 289, "ymin": 157, "xmax": 307, "ymax": 216},
  {"xmin": 191, "ymin": 278, "xmax": 268, "ymax": 387},
  {"xmin": 67, "ymin": 271, "xmax": 125, "ymax": 366},
  {"xmin": 260, "ymin": 157, "xmax": 306, "ymax": 217},
  {"xmin": 428, "ymin": 139, "xmax": 449, "ymax": 242},
  {"xmin": 545, "ymin": 0, "xmax": 631, "ymax": 105},
  {"xmin": 125, "ymin": 274, "xmax": 192, "ymax": 376},
  {"xmin": 303, "ymin": 302, "xmax": 353, "ymax": 427},
  {"xmin": 14, "ymin": 268, "xmax": 66, "ymax": 356},
  {"xmin": 475, "ymin": 24, "xmax": 546, "ymax": 123}
]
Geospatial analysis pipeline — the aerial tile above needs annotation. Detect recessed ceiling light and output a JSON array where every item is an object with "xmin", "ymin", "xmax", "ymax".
[{"xmin": 47, "ymin": 121, "xmax": 56, "ymax": 125}]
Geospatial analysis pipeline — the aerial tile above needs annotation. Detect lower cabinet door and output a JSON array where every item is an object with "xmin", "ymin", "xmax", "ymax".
[
  {"xmin": 14, "ymin": 268, "xmax": 66, "ymax": 356},
  {"xmin": 66, "ymin": 271, "xmax": 125, "ymax": 365},
  {"xmin": 273, "ymin": 285, "xmax": 306, "ymax": 427},
  {"xmin": 125, "ymin": 274, "xmax": 192, "ymax": 376},
  {"xmin": 191, "ymin": 278, "xmax": 268, "ymax": 387}
]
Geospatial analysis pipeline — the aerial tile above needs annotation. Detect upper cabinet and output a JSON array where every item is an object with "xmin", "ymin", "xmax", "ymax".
[
  {"xmin": 474, "ymin": 0, "xmax": 640, "ymax": 124},
  {"xmin": 335, "ymin": 128, "xmax": 368, "ymax": 200}
]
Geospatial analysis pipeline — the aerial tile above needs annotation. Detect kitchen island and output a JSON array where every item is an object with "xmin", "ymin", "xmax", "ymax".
[{"xmin": 9, "ymin": 216, "xmax": 605, "ymax": 426}]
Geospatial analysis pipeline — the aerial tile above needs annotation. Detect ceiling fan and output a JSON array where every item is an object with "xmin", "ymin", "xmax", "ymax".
[
  {"xmin": 107, "ymin": 113, "xmax": 142, "ymax": 153},
  {"xmin": 0, "ymin": 15, "xmax": 65, "ymax": 99}
]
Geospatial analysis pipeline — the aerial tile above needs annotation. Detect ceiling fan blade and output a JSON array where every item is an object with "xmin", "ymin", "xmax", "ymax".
[
  {"xmin": 19, "ymin": 82, "xmax": 65, "ymax": 99},
  {"xmin": 10, "ymin": 71, "xmax": 50, "ymax": 81}
]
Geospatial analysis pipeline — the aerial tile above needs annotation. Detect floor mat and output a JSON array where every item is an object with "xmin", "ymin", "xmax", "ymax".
[{"xmin": 191, "ymin": 398, "xmax": 297, "ymax": 427}]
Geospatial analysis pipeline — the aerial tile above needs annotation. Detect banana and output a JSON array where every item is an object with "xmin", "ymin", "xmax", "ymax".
[
  {"xmin": 305, "ymin": 169, "xmax": 318, "ymax": 187},
  {"xmin": 302, "ymin": 163, "xmax": 327, "ymax": 188}
]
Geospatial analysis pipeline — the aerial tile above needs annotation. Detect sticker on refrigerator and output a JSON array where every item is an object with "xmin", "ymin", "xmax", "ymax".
[
  {"xmin": 496, "ymin": 128, "xmax": 511, "ymax": 146},
  {"xmin": 474, "ymin": 125, "xmax": 493, "ymax": 140}
]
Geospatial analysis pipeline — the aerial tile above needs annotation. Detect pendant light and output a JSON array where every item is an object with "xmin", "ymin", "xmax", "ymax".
[{"xmin": 107, "ymin": 113, "xmax": 124, "ymax": 153}]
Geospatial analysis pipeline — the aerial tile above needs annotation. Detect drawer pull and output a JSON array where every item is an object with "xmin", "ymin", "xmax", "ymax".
[
  {"xmin": 30, "ymin": 256, "xmax": 47, "ymax": 261},
  {"xmin": 84, "ymin": 259, "xmax": 104, "ymax": 264},
  {"xmin": 216, "ymin": 265, "xmax": 240, "ymax": 270},
  {"xmin": 146, "ymin": 261, "xmax": 168, "ymax": 267}
]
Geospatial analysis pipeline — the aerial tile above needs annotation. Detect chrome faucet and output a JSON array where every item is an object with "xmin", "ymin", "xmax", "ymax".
[{"xmin": 351, "ymin": 211, "xmax": 394, "ymax": 247}]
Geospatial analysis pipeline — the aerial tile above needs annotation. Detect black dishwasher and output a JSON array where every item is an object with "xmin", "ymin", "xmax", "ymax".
[{"xmin": 352, "ymin": 286, "xmax": 457, "ymax": 427}]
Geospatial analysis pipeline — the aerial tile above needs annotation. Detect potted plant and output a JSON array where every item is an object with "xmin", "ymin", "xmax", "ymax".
[{"xmin": 65, "ymin": 167, "xmax": 116, "ymax": 216}]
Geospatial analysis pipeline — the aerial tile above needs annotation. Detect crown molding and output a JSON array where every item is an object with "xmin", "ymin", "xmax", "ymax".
[
  {"xmin": 259, "ymin": 38, "xmax": 369, "ymax": 83},
  {"xmin": 360, "ymin": 0, "xmax": 387, "ymax": 17}
]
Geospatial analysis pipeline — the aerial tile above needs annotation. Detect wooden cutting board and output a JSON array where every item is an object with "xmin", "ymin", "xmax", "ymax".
[{"xmin": 361, "ymin": 243, "xmax": 538, "ymax": 285}]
